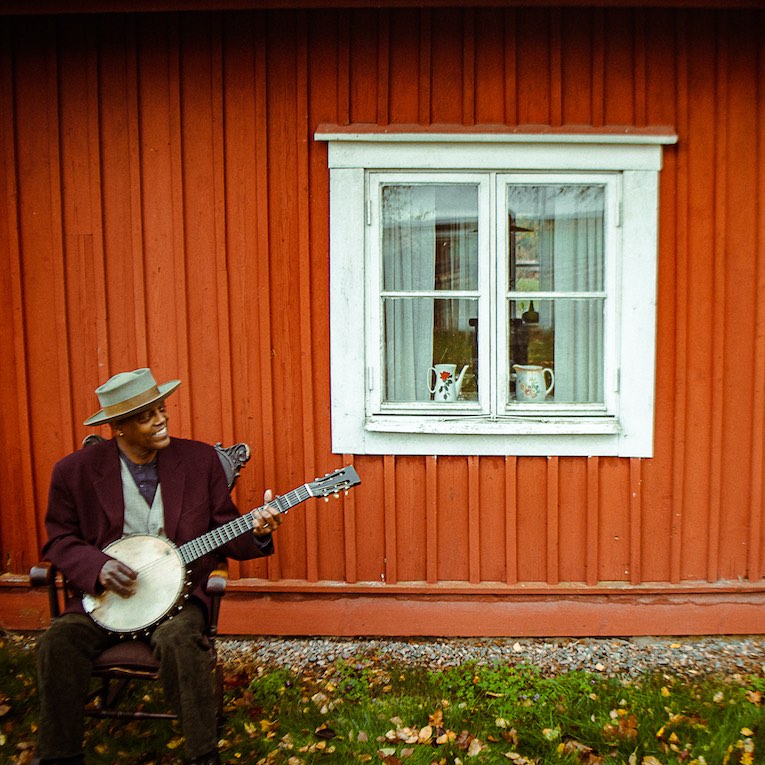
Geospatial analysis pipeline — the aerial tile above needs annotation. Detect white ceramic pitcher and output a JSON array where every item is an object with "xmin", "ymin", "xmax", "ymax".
[
  {"xmin": 428, "ymin": 364, "xmax": 469, "ymax": 402},
  {"xmin": 513, "ymin": 364, "xmax": 554, "ymax": 402}
]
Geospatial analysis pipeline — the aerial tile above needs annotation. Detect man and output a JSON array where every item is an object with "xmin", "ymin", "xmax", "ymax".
[{"xmin": 35, "ymin": 368, "xmax": 282, "ymax": 765}]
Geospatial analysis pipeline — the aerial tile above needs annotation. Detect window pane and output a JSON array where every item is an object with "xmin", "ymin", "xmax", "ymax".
[
  {"xmin": 383, "ymin": 297, "xmax": 478, "ymax": 403},
  {"xmin": 507, "ymin": 185, "xmax": 605, "ymax": 292},
  {"xmin": 382, "ymin": 185, "xmax": 479, "ymax": 292},
  {"xmin": 508, "ymin": 299, "xmax": 604, "ymax": 404}
]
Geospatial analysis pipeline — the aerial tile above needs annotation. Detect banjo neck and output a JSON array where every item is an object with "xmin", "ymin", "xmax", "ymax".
[{"xmin": 177, "ymin": 469, "xmax": 357, "ymax": 566}]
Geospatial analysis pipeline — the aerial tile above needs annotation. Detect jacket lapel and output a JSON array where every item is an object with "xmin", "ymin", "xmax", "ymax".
[
  {"xmin": 158, "ymin": 440, "xmax": 185, "ymax": 540},
  {"xmin": 92, "ymin": 440, "xmax": 126, "ymax": 535}
]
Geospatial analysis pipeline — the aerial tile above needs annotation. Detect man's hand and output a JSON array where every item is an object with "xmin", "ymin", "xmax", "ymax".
[
  {"xmin": 252, "ymin": 489, "xmax": 284, "ymax": 537},
  {"xmin": 98, "ymin": 558, "xmax": 138, "ymax": 598}
]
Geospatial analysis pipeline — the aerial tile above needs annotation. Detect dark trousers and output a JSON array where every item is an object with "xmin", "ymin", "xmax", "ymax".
[{"xmin": 36, "ymin": 602, "xmax": 217, "ymax": 761}]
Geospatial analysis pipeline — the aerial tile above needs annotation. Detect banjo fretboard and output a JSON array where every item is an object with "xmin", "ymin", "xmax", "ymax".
[{"xmin": 178, "ymin": 483, "xmax": 317, "ymax": 565}]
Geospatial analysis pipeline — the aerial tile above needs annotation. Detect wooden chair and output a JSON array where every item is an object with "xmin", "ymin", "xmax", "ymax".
[{"xmin": 29, "ymin": 439, "xmax": 251, "ymax": 723}]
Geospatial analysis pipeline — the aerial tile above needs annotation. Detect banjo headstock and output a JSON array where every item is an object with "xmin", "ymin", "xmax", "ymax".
[{"xmin": 306, "ymin": 465, "xmax": 361, "ymax": 499}]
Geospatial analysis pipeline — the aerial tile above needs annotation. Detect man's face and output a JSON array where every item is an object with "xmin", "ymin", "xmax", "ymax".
[{"xmin": 116, "ymin": 402, "xmax": 171, "ymax": 460}]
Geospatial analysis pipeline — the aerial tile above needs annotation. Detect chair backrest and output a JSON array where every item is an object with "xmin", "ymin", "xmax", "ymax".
[{"xmin": 81, "ymin": 434, "xmax": 251, "ymax": 491}]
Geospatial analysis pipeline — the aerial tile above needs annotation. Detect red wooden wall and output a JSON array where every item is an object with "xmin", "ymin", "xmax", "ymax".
[{"xmin": 1, "ymin": 5, "xmax": 765, "ymax": 636}]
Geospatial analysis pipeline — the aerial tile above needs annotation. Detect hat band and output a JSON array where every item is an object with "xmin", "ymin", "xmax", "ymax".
[{"xmin": 101, "ymin": 386, "xmax": 162, "ymax": 419}]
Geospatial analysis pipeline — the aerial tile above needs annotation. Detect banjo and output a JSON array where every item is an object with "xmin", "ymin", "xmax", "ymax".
[{"xmin": 82, "ymin": 465, "xmax": 361, "ymax": 636}]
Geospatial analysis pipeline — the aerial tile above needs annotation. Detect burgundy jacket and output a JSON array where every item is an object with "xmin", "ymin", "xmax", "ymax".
[{"xmin": 43, "ymin": 436, "xmax": 273, "ymax": 617}]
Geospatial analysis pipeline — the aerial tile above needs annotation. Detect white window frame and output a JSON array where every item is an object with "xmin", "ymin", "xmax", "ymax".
[{"xmin": 316, "ymin": 130, "xmax": 677, "ymax": 457}]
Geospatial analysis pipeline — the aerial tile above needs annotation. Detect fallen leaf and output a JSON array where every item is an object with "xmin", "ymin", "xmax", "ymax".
[
  {"xmin": 314, "ymin": 724, "xmax": 335, "ymax": 740},
  {"xmin": 467, "ymin": 738, "xmax": 483, "ymax": 756},
  {"xmin": 418, "ymin": 725, "xmax": 433, "ymax": 743}
]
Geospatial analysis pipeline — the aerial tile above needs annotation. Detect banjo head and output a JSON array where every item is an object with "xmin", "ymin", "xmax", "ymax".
[{"xmin": 83, "ymin": 535, "xmax": 187, "ymax": 634}]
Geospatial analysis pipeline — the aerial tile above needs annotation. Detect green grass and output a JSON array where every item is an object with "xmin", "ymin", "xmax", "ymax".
[{"xmin": 2, "ymin": 632, "xmax": 765, "ymax": 764}]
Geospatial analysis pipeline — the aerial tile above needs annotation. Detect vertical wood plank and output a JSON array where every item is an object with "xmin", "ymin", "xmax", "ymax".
[
  {"xmin": 376, "ymin": 8, "xmax": 390, "ymax": 126},
  {"xmin": 210, "ymin": 16, "xmax": 235, "ymax": 445},
  {"xmin": 629, "ymin": 458, "xmax": 642, "ymax": 585},
  {"xmin": 0, "ymin": 26, "xmax": 39, "ymax": 571},
  {"xmin": 505, "ymin": 457, "xmax": 518, "ymax": 584},
  {"xmin": 426, "ymin": 455, "xmax": 438, "ymax": 584},
  {"xmin": 336, "ymin": 12, "xmax": 350, "ymax": 125},
  {"xmin": 503, "ymin": 8, "xmax": 517, "ymax": 125},
  {"xmin": 342, "ymin": 453, "xmax": 359, "ymax": 583},
  {"xmin": 418, "ymin": 8, "xmax": 431, "ymax": 125},
  {"xmin": 83, "ymin": 32, "xmax": 110, "ymax": 392},
  {"xmin": 384, "ymin": 454, "xmax": 398, "ymax": 584},
  {"xmin": 748, "ymin": 17, "xmax": 765, "ymax": 580},
  {"xmin": 468, "ymin": 455, "xmax": 480, "ymax": 584},
  {"xmin": 462, "ymin": 8, "xmax": 475, "ymax": 126},
  {"xmin": 126, "ymin": 18, "xmax": 149, "ymax": 365},
  {"xmin": 633, "ymin": 8, "xmax": 648, "ymax": 126},
  {"xmin": 591, "ymin": 8, "xmax": 605, "ymax": 126},
  {"xmin": 670, "ymin": 9, "xmax": 689, "ymax": 585},
  {"xmin": 254, "ymin": 15, "xmax": 279, "ymax": 580},
  {"xmin": 707, "ymin": 15, "xmax": 726, "ymax": 583},
  {"xmin": 167, "ymin": 18, "xmax": 192, "ymax": 436},
  {"xmin": 586, "ymin": 457, "xmax": 599, "ymax": 586},
  {"xmin": 546, "ymin": 457, "xmax": 559, "ymax": 585},
  {"xmin": 549, "ymin": 7, "xmax": 563, "ymax": 126},
  {"xmin": 295, "ymin": 13, "xmax": 319, "ymax": 582},
  {"xmin": 43, "ymin": 20, "xmax": 75, "ymax": 459}
]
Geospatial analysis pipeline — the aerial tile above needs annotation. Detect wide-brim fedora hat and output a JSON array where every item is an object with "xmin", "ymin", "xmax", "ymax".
[{"xmin": 83, "ymin": 368, "xmax": 181, "ymax": 426}]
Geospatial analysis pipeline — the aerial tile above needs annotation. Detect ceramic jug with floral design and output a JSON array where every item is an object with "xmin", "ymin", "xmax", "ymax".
[
  {"xmin": 513, "ymin": 364, "xmax": 555, "ymax": 402},
  {"xmin": 428, "ymin": 364, "xmax": 469, "ymax": 402}
]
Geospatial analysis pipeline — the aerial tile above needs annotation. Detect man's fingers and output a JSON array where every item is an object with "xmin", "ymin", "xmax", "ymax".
[
  {"xmin": 252, "ymin": 502, "xmax": 283, "ymax": 535},
  {"xmin": 99, "ymin": 559, "xmax": 138, "ymax": 597}
]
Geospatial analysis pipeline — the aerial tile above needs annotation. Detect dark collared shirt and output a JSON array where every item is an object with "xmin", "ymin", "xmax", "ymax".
[{"xmin": 119, "ymin": 452, "xmax": 159, "ymax": 506}]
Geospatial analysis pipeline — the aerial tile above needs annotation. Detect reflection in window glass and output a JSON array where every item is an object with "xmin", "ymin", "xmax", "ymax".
[
  {"xmin": 382, "ymin": 185, "xmax": 479, "ymax": 291},
  {"xmin": 507, "ymin": 185, "xmax": 605, "ymax": 406},
  {"xmin": 507, "ymin": 185, "xmax": 605, "ymax": 293},
  {"xmin": 507, "ymin": 299, "xmax": 604, "ymax": 404},
  {"xmin": 384, "ymin": 297, "xmax": 478, "ymax": 403},
  {"xmin": 381, "ymin": 185, "xmax": 480, "ymax": 404}
]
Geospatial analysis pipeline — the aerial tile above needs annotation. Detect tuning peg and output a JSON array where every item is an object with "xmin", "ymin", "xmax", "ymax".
[{"xmin": 324, "ymin": 496, "xmax": 329, "ymax": 503}]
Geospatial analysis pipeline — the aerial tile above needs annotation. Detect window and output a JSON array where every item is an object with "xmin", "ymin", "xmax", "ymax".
[{"xmin": 317, "ymin": 129, "xmax": 676, "ymax": 457}]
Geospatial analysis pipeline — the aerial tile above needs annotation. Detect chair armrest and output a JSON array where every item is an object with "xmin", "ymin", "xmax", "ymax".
[
  {"xmin": 205, "ymin": 563, "xmax": 229, "ymax": 637},
  {"xmin": 30, "ymin": 560, "xmax": 55, "ymax": 587},
  {"xmin": 30, "ymin": 561, "xmax": 62, "ymax": 619},
  {"xmin": 206, "ymin": 566, "xmax": 229, "ymax": 597}
]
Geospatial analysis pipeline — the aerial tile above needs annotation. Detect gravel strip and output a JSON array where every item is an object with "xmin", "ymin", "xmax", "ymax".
[{"xmin": 218, "ymin": 636, "xmax": 765, "ymax": 678}]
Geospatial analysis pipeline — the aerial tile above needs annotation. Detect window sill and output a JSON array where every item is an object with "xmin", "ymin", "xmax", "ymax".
[
  {"xmin": 365, "ymin": 414, "xmax": 620, "ymax": 436},
  {"xmin": 331, "ymin": 414, "xmax": 635, "ymax": 455}
]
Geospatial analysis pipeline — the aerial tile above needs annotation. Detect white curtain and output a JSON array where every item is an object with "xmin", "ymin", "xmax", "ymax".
[
  {"xmin": 546, "ymin": 187, "xmax": 604, "ymax": 403},
  {"xmin": 382, "ymin": 186, "xmax": 436, "ymax": 402},
  {"xmin": 511, "ymin": 185, "xmax": 604, "ymax": 404}
]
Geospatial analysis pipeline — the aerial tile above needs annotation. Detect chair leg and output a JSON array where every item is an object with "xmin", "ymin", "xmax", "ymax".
[
  {"xmin": 214, "ymin": 661, "xmax": 224, "ymax": 733},
  {"xmin": 86, "ymin": 677, "xmax": 132, "ymax": 711}
]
